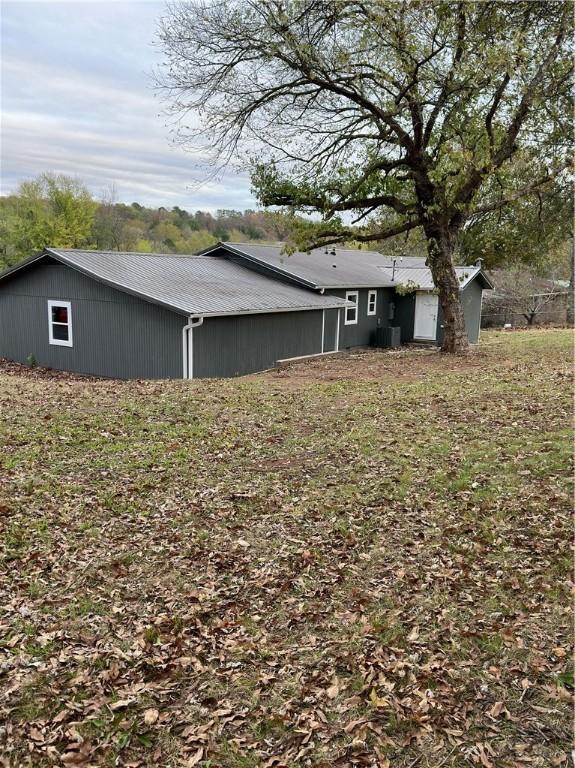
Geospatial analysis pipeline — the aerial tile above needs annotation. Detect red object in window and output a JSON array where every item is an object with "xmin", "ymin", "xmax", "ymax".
[{"xmin": 54, "ymin": 307, "xmax": 68, "ymax": 323}]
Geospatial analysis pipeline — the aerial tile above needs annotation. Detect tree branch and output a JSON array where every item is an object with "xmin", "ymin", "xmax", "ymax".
[
  {"xmin": 466, "ymin": 171, "xmax": 566, "ymax": 223},
  {"xmin": 303, "ymin": 218, "xmax": 421, "ymax": 250},
  {"xmin": 454, "ymin": 21, "xmax": 569, "ymax": 207}
]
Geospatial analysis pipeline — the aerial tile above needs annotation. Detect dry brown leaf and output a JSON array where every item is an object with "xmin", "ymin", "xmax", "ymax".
[
  {"xmin": 326, "ymin": 677, "xmax": 340, "ymax": 699},
  {"xmin": 477, "ymin": 744, "xmax": 494, "ymax": 768},
  {"xmin": 488, "ymin": 701, "xmax": 504, "ymax": 718},
  {"xmin": 109, "ymin": 699, "xmax": 134, "ymax": 711},
  {"xmin": 143, "ymin": 708, "xmax": 159, "ymax": 725},
  {"xmin": 29, "ymin": 727, "xmax": 44, "ymax": 743},
  {"xmin": 185, "ymin": 747, "xmax": 204, "ymax": 766},
  {"xmin": 344, "ymin": 718, "xmax": 368, "ymax": 733}
]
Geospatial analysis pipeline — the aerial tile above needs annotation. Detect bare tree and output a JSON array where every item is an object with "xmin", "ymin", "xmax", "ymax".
[
  {"xmin": 157, "ymin": 1, "xmax": 573, "ymax": 352},
  {"xmin": 93, "ymin": 185, "xmax": 127, "ymax": 251},
  {"xmin": 484, "ymin": 269, "xmax": 568, "ymax": 326}
]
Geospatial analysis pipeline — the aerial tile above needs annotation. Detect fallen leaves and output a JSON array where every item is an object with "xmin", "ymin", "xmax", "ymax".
[{"xmin": 0, "ymin": 331, "xmax": 572, "ymax": 767}]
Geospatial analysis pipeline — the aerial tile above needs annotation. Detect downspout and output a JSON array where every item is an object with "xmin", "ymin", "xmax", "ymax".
[{"xmin": 182, "ymin": 315, "xmax": 204, "ymax": 379}]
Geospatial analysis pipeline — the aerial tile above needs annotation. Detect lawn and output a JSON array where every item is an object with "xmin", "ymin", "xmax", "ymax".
[{"xmin": 0, "ymin": 329, "xmax": 572, "ymax": 768}]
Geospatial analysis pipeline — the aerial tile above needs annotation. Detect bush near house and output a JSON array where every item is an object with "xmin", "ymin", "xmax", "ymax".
[{"xmin": 0, "ymin": 329, "xmax": 572, "ymax": 767}]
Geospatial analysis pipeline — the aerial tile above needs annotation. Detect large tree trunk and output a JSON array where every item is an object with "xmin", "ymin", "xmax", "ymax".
[{"xmin": 425, "ymin": 226, "xmax": 470, "ymax": 354}]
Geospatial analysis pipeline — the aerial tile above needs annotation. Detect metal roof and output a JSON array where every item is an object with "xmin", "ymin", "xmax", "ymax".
[
  {"xmin": 379, "ymin": 265, "xmax": 491, "ymax": 290},
  {"xmin": 0, "ymin": 249, "xmax": 347, "ymax": 316},
  {"xmin": 208, "ymin": 242, "xmax": 488, "ymax": 290},
  {"xmin": 211, "ymin": 242, "xmax": 400, "ymax": 288}
]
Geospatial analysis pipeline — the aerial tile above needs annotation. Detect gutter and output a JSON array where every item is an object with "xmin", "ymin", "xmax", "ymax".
[{"xmin": 182, "ymin": 315, "xmax": 204, "ymax": 379}]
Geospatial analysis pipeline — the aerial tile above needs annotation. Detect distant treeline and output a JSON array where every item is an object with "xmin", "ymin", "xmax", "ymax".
[
  {"xmin": 90, "ymin": 203, "xmax": 295, "ymax": 255},
  {"xmin": 1, "ymin": 173, "xmax": 572, "ymax": 281},
  {"xmin": 0, "ymin": 173, "xmax": 295, "ymax": 269}
]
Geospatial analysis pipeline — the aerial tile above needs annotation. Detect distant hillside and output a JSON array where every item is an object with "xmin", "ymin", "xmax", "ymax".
[{"xmin": 0, "ymin": 192, "xmax": 295, "ymax": 268}]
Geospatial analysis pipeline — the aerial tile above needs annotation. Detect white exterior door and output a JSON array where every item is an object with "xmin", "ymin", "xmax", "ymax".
[{"xmin": 414, "ymin": 292, "xmax": 439, "ymax": 340}]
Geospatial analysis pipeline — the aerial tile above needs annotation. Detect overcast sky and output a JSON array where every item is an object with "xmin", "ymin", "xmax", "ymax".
[{"xmin": 1, "ymin": 1, "xmax": 256, "ymax": 211}]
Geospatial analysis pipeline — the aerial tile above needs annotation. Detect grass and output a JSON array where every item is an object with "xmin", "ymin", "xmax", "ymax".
[{"xmin": 0, "ymin": 328, "xmax": 572, "ymax": 768}]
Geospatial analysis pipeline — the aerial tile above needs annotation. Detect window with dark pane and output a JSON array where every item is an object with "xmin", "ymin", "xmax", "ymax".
[
  {"xmin": 52, "ymin": 322, "xmax": 69, "ymax": 341},
  {"xmin": 48, "ymin": 300, "xmax": 72, "ymax": 346},
  {"xmin": 52, "ymin": 306, "xmax": 68, "ymax": 324}
]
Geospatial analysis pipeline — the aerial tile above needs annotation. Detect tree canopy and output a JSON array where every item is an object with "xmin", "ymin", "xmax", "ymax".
[
  {"xmin": 0, "ymin": 174, "xmax": 305, "ymax": 269},
  {"xmin": 0, "ymin": 174, "xmax": 97, "ymax": 266},
  {"xmin": 459, "ymin": 171, "xmax": 573, "ymax": 272},
  {"xmin": 158, "ymin": 0, "xmax": 573, "ymax": 351}
]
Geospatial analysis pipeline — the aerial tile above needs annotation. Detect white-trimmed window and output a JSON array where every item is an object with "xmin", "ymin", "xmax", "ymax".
[
  {"xmin": 367, "ymin": 289, "xmax": 377, "ymax": 316},
  {"xmin": 345, "ymin": 291, "xmax": 358, "ymax": 325},
  {"xmin": 48, "ymin": 300, "xmax": 73, "ymax": 347}
]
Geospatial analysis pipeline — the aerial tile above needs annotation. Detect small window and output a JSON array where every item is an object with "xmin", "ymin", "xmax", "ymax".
[
  {"xmin": 345, "ymin": 291, "xmax": 358, "ymax": 325},
  {"xmin": 367, "ymin": 289, "xmax": 377, "ymax": 316},
  {"xmin": 48, "ymin": 300, "xmax": 73, "ymax": 347}
]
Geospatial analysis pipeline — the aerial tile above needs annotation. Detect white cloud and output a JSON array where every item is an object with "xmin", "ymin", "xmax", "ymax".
[{"xmin": 0, "ymin": 1, "xmax": 256, "ymax": 212}]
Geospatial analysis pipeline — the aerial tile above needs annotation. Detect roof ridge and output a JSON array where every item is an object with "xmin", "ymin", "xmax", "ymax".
[
  {"xmin": 50, "ymin": 248, "xmax": 215, "ymax": 260},
  {"xmin": 223, "ymin": 241, "xmax": 429, "ymax": 258}
]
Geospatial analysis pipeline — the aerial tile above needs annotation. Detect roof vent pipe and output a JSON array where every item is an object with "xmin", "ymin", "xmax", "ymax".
[{"xmin": 475, "ymin": 257, "xmax": 484, "ymax": 268}]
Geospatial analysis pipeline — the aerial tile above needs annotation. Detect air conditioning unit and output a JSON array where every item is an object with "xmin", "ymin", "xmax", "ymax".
[{"xmin": 374, "ymin": 326, "xmax": 401, "ymax": 348}]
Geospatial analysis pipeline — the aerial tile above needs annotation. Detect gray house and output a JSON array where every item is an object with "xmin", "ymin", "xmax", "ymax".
[
  {"xmin": 201, "ymin": 242, "xmax": 492, "ymax": 348},
  {"xmin": 0, "ymin": 243, "xmax": 491, "ymax": 379},
  {"xmin": 0, "ymin": 248, "xmax": 346, "ymax": 379}
]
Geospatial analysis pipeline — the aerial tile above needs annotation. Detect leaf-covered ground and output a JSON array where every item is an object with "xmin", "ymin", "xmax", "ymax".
[{"xmin": 0, "ymin": 329, "xmax": 572, "ymax": 768}]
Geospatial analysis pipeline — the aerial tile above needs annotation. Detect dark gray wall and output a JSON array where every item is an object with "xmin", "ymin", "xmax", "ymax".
[
  {"xmin": 461, "ymin": 280, "xmax": 483, "ymax": 344},
  {"xmin": 436, "ymin": 279, "xmax": 483, "ymax": 345},
  {"xmin": 396, "ymin": 280, "xmax": 484, "ymax": 345},
  {"xmin": 214, "ymin": 248, "xmax": 398, "ymax": 353},
  {"xmin": 323, "ymin": 308, "xmax": 339, "ymax": 353},
  {"xmin": 192, "ymin": 309, "xmax": 324, "ymax": 377},
  {"xmin": 0, "ymin": 261, "xmax": 184, "ymax": 378},
  {"xmin": 393, "ymin": 293, "xmax": 416, "ymax": 343},
  {"xmin": 327, "ymin": 288, "xmax": 394, "ymax": 349}
]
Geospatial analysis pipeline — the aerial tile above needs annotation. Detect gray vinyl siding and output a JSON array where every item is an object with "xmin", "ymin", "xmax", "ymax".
[
  {"xmin": 327, "ymin": 288, "xmax": 394, "ymax": 348},
  {"xmin": 192, "ymin": 310, "xmax": 324, "ymax": 378},
  {"xmin": 0, "ymin": 262, "xmax": 184, "ymax": 378}
]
